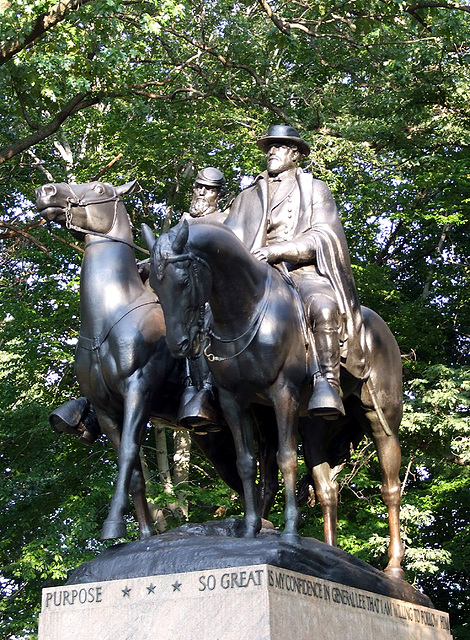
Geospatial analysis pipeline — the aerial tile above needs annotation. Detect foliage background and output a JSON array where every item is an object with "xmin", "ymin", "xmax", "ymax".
[{"xmin": 1, "ymin": 1, "xmax": 470, "ymax": 637}]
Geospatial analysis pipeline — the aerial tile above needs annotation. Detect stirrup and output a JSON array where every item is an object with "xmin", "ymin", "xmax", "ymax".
[
  {"xmin": 177, "ymin": 387, "xmax": 220, "ymax": 430},
  {"xmin": 49, "ymin": 397, "xmax": 101, "ymax": 444},
  {"xmin": 307, "ymin": 377, "xmax": 345, "ymax": 421}
]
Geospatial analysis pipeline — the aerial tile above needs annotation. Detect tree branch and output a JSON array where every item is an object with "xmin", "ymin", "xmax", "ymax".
[
  {"xmin": 406, "ymin": 2, "xmax": 470, "ymax": 14},
  {"xmin": 0, "ymin": 92, "xmax": 101, "ymax": 165},
  {"xmin": 256, "ymin": 0, "xmax": 362, "ymax": 47},
  {"xmin": 444, "ymin": 453, "xmax": 469, "ymax": 466},
  {"xmin": 90, "ymin": 153, "xmax": 123, "ymax": 181},
  {"xmin": 0, "ymin": 219, "xmax": 50, "ymax": 253},
  {"xmin": 0, "ymin": 0, "xmax": 95, "ymax": 67}
]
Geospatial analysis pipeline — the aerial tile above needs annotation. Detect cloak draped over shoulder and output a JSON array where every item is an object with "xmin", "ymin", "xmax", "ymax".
[{"xmin": 224, "ymin": 168, "xmax": 369, "ymax": 379}]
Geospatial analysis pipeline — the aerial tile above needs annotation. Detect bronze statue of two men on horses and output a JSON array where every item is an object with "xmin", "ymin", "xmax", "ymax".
[{"xmin": 37, "ymin": 124, "xmax": 405, "ymax": 578}]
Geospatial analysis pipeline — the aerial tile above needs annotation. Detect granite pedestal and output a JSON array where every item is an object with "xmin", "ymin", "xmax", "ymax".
[{"xmin": 38, "ymin": 520, "xmax": 453, "ymax": 640}]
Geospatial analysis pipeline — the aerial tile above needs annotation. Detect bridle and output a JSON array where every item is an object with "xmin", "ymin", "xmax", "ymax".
[
  {"xmin": 154, "ymin": 250, "xmax": 209, "ymax": 350},
  {"xmin": 63, "ymin": 183, "xmax": 149, "ymax": 255},
  {"xmin": 204, "ymin": 267, "xmax": 272, "ymax": 362},
  {"xmin": 155, "ymin": 246, "xmax": 273, "ymax": 362}
]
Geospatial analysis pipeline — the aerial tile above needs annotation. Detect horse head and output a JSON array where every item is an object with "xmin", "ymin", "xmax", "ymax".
[
  {"xmin": 35, "ymin": 180, "xmax": 137, "ymax": 241},
  {"xmin": 143, "ymin": 220, "xmax": 211, "ymax": 359}
]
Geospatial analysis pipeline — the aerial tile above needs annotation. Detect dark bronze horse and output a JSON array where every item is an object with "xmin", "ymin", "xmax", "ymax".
[
  {"xmin": 144, "ymin": 219, "xmax": 405, "ymax": 578},
  {"xmin": 35, "ymin": 180, "xmax": 247, "ymax": 540}
]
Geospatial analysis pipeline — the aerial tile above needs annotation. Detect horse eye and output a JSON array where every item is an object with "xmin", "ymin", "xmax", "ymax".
[{"xmin": 94, "ymin": 184, "xmax": 105, "ymax": 194}]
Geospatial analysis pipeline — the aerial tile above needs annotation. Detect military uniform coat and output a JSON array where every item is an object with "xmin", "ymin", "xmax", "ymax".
[{"xmin": 224, "ymin": 168, "xmax": 368, "ymax": 379}]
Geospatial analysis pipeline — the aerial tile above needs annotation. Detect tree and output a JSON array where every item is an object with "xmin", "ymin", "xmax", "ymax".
[{"xmin": 1, "ymin": 1, "xmax": 470, "ymax": 637}]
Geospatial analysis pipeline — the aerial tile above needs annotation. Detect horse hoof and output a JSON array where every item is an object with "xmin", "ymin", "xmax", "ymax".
[
  {"xmin": 243, "ymin": 518, "xmax": 262, "ymax": 538},
  {"xmin": 100, "ymin": 520, "xmax": 127, "ymax": 540},
  {"xmin": 384, "ymin": 566, "xmax": 405, "ymax": 581},
  {"xmin": 139, "ymin": 528, "xmax": 155, "ymax": 541},
  {"xmin": 281, "ymin": 531, "xmax": 301, "ymax": 545}
]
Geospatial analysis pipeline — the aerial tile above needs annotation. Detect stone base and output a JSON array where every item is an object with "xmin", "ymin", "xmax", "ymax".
[
  {"xmin": 63, "ymin": 520, "xmax": 432, "ymax": 607},
  {"xmin": 38, "ymin": 521, "xmax": 453, "ymax": 639},
  {"xmin": 39, "ymin": 564, "xmax": 452, "ymax": 640}
]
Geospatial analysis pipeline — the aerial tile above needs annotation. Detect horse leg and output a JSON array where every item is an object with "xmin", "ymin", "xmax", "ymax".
[
  {"xmin": 371, "ymin": 424, "xmax": 405, "ymax": 579},
  {"xmin": 191, "ymin": 426, "xmax": 244, "ymax": 497},
  {"xmin": 253, "ymin": 405, "xmax": 279, "ymax": 520},
  {"xmin": 129, "ymin": 458, "xmax": 154, "ymax": 540},
  {"xmin": 363, "ymin": 392, "xmax": 405, "ymax": 578},
  {"xmin": 272, "ymin": 387, "xmax": 300, "ymax": 542},
  {"xmin": 311, "ymin": 461, "xmax": 338, "ymax": 546},
  {"xmin": 299, "ymin": 417, "xmax": 338, "ymax": 546},
  {"xmin": 92, "ymin": 408, "xmax": 129, "ymax": 539},
  {"xmin": 218, "ymin": 389, "xmax": 261, "ymax": 538},
  {"xmin": 97, "ymin": 405, "xmax": 153, "ymax": 540},
  {"xmin": 101, "ymin": 384, "xmax": 152, "ymax": 540}
]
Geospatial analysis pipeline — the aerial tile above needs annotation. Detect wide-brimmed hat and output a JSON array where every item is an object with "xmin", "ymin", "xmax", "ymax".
[
  {"xmin": 194, "ymin": 167, "xmax": 225, "ymax": 189},
  {"xmin": 256, "ymin": 124, "xmax": 310, "ymax": 156}
]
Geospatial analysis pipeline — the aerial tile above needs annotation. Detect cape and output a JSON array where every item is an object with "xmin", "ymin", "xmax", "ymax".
[{"xmin": 224, "ymin": 169, "xmax": 368, "ymax": 378}]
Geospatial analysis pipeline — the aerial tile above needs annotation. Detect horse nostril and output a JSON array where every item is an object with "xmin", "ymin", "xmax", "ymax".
[
  {"xmin": 37, "ymin": 184, "xmax": 56, "ymax": 198},
  {"xmin": 44, "ymin": 184, "xmax": 57, "ymax": 197}
]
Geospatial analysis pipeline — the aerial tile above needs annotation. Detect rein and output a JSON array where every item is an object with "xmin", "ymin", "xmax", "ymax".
[
  {"xmin": 64, "ymin": 184, "xmax": 150, "ymax": 255},
  {"xmin": 156, "ymin": 250, "xmax": 209, "ymax": 345},
  {"xmin": 158, "ymin": 248, "xmax": 273, "ymax": 362},
  {"xmin": 204, "ymin": 266, "xmax": 273, "ymax": 362}
]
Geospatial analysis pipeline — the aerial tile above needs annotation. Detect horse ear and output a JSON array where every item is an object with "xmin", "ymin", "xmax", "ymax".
[
  {"xmin": 141, "ymin": 223, "xmax": 156, "ymax": 252},
  {"xmin": 115, "ymin": 179, "xmax": 138, "ymax": 196},
  {"xmin": 172, "ymin": 219, "xmax": 189, "ymax": 254}
]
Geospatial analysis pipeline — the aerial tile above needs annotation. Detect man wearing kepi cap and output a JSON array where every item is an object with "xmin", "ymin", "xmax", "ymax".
[
  {"xmin": 177, "ymin": 167, "xmax": 227, "ymax": 431},
  {"xmin": 224, "ymin": 124, "xmax": 368, "ymax": 419},
  {"xmin": 182, "ymin": 167, "xmax": 227, "ymax": 223}
]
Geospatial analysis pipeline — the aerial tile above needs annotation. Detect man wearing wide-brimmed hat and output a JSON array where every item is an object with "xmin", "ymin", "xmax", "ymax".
[{"xmin": 224, "ymin": 124, "xmax": 368, "ymax": 419}]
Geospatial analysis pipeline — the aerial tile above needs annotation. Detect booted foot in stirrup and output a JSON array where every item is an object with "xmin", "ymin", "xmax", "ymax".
[
  {"xmin": 177, "ymin": 382, "xmax": 221, "ymax": 432},
  {"xmin": 307, "ymin": 375, "xmax": 345, "ymax": 420},
  {"xmin": 307, "ymin": 323, "xmax": 345, "ymax": 421}
]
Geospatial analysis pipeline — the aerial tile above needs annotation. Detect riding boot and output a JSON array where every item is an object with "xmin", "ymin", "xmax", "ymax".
[
  {"xmin": 177, "ymin": 359, "xmax": 221, "ymax": 432},
  {"xmin": 308, "ymin": 328, "xmax": 345, "ymax": 420}
]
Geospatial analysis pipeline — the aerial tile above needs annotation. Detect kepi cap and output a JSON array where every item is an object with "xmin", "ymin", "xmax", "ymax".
[{"xmin": 194, "ymin": 167, "xmax": 225, "ymax": 189}]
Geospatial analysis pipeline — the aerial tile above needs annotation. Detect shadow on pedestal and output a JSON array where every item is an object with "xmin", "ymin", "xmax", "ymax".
[{"xmin": 67, "ymin": 519, "xmax": 431, "ymax": 608}]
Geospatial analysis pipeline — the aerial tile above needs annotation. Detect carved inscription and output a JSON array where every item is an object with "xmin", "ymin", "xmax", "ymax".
[
  {"xmin": 45, "ymin": 587, "xmax": 102, "ymax": 608},
  {"xmin": 41, "ymin": 566, "xmax": 451, "ymax": 637},
  {"xmin": 267, "ymin": 569, "xmax": 451, "ymax": 633},
  {"xmin": 198, "ymin": 569, "xmax": 263, "ymax": 592},
  {"xmin": 268, "ymin": 568, "xmax": 326, "ymax": 600}
]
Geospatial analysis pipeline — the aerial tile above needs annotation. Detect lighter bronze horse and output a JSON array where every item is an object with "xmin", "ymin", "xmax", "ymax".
[
  {"xmin": 144, "ymin": 219, "xmax": 405, "ymax": 579},
  {"xmin": 35, "ymin": 180, "xmax": 247, "ymax": 540}
]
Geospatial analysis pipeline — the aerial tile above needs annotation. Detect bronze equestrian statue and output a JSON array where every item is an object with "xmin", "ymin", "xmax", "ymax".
[
  {"xmin": 143, "ymin": 126, "xmax": 405, "ymax": 578},
  {"xmin": 35, "ymin": 179, "xmax": 249, "ymax": 540}
]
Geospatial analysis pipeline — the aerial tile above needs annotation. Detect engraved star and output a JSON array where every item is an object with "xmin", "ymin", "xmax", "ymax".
[
  {"xmin": 172, "ymin": 580, "xmax": 182, "ymax": 592},
  {"xmin": 122, "ymin": 586, "xmax": 131, "ymax": 597},
  {"xmin": 147, "ymin": 583, "xmax": 156, "ymax": 594}
]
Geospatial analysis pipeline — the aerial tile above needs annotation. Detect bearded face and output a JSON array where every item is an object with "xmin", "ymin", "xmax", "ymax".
[
  {"xmin": 266, "ymin": 144, "xmax": 299, "ymax": 176},
  {"xmin": 189, "ymin": 183, "xmax": 220, "ymax": 217}
]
